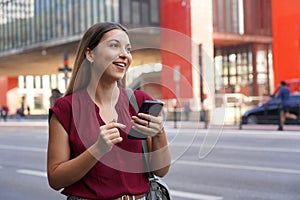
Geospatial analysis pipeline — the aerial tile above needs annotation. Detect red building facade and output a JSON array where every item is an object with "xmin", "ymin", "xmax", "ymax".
[{"xmin": 272, "ymin": 0, "xmax": 300, "ymax": 91}]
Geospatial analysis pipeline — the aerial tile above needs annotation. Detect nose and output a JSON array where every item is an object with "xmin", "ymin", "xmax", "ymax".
[
  {"xmin": 119, "ymin": 48, "xmax": 131, "ymax": 60},
  {"xmin": 119, "ymin": 47, "xmax": 130, "ymax": 56}
]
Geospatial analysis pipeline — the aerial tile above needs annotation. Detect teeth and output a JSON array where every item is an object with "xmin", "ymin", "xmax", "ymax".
[{"xmin": 116, "ymin": 63, "xmax": 125, "ymax": 67}]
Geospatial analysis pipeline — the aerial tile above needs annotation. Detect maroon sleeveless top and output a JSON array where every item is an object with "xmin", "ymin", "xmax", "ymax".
[{"xmin": 49, "ymin": 87, "xmax": 152, "ymax": 199}]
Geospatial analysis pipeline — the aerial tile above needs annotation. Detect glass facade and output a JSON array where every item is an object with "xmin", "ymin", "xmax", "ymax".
[
  {"xmin": 215, "ymin": 45, "xmax": 253, "ymax": 94},
  {"xmin": 214, "ymin": 44, "xmax": 273, "ymax": 96},
  {"xmin": 0, "ymin": 0, "xmax": 160, "ymax": 52},
  {"xmin": 212, "ymin": 0, "xmax": 273, "ymax": 97},
  {"xmin": 0, "ymin": 0, "xmax": 160, "ymax": 113},
  {"xmin": 213, "ymin": 0, "xmax": 244, "ymax": 34},
  {"xmin": 120, "ymin": 0, "xmax": 160, "ymax": 26},
  {"xmin": 213, "ymin": 0, "xmax": 272, "ymax": 35}
]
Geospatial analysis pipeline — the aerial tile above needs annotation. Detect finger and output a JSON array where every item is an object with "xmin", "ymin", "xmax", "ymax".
[
  {"xmin": 137, "ymin": 113, "xmax": 152, "ymax": 121},
  {"xmin": 131, "ymin": 124, "xmax": 154, "ymax": 137},
  {"xmin": 100, "ymin": 129, "xmax": 122, "ymax": 145},
  {"xmin": 101, "ymin": 127, "xmax": 122, "ymax": 137},
  {"xmin": 111, "ymin": 136, "xmax": 123, "ymax": 144},
  {"xmin": 137, "ymin": 113, "xmax": 162, "ymax": 124},
  {"xmin": 110, "ymin": 118, "xmax": 117, "ymax": 123},
  {"xmin": 131, "ymin": 121, "xmax": 159, "ymax": 136},
  {"xmin": 132, "ymin": 116, "xmax": 149, "ymax": 127},
  {"xmin": 103, "ymin": 122, "xmax": 126, "ymax": 130}
]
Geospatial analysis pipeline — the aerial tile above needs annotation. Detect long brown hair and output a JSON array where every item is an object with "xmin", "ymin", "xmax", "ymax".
[{"xmin": 65, "ymin": 22, "xmax": 127, "ymax": 96}]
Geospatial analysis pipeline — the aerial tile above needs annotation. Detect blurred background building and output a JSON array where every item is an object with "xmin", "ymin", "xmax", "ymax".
[{"xmin": 0, "ymin": 0, "xmax": 299, "ymax": 122}]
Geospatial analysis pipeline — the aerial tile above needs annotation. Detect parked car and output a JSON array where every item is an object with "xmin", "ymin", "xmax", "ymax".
[{"xmin": 241, "ymin": 95, "xmax": 300, "ymax": 124}]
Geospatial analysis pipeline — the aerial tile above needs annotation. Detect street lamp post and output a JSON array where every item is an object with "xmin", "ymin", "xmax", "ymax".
[
  {"xmin": 199, "ymin": 44, "xmax": 208, "ymax": 129},
  {"xmin": 58, "ymin": 51, "xmax": 72, "ymax": 90},
  {"xmin": 173, "ymin": 65, "xmax": 180, "ymax": 128}
]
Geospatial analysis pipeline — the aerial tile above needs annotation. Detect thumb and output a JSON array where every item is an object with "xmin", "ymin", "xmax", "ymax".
[{"xmin": 110, "ymin": 118, "xmax": 117, "ymax": 123}]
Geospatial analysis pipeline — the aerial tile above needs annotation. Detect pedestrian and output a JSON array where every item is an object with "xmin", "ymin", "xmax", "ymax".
[
  {"xmin": 183, "ymin": 103, "xmax": 191, "ymax": 121},
  {"xmin": 26, "ymin": 106, "xmax": 30, "ymax": 116},
  {"xmin": 16, "ymin": 108, "xmax": 22, "ymax": 121},
  {"xmin": 47, "ymin": 22, "xmax": 171, "ymax": 200},
  {"xmin": 276, "ymin": 81, "xmax": 296, "ymax": 130},
  {"xmin": 49, "ymin": 88, "xmax": 62, "ymax": 107},
  {"xmin": 1, "ymin": 105, "xmax": 9, "ymax": 121}
]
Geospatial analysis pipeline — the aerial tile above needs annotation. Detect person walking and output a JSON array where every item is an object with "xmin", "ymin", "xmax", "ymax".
[
  {"xmin": 1, "ymin": 105, "xmax": 9, "ymax": 121},
  {"xmin": 49, "ymin": 88, "xmax": 62, "ymax": 107},
  {"xmin": 183, "ymin": 103, "xmax": 191, "ymax": 121},
  {"xmin": 47, "ymin": 22, "xmax": 171, "ymax": 200},
  {"xmin": 276, "ymin": 81, "xmax": 295, "ymax": 130}
]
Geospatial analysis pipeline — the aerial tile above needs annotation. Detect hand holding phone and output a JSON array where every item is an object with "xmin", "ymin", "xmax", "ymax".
[{"xmin": 128, "ymin": 100, "xmax": 163, "ymax": 140}]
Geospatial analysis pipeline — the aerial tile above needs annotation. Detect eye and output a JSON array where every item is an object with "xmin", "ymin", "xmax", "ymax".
[
  {"xmin": 126, "ymin": 46, "xmax": 132, "ymax": 53},
  {"xmin": 110, "ymin": 42, "xmax": 119, "ymax": 48}
]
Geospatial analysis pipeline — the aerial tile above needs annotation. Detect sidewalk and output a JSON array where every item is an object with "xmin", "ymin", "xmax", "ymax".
[
  {"xmin": 164, "ymin": 121, "xmax": 300, "ymax": 132},
  {"xmin": 0, "ymin": 118, "xmax": 48, "ymax": 127},
  {"xmin": 1, "ymin": 118, "xmax": 300, "ymax": 132}
]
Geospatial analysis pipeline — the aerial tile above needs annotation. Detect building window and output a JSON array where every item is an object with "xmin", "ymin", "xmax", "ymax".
[
  {"xmin": 121, "ymin": 0, "xmax": 131, "ymax": 23},
  {"xmin": 214, "ymin": 45, "xmax": 255, "ymax": 95},
  {"xmin": 92, "ymin": 0, "xmax": 99, "ymax": 25},
  {"xmin": 120, "ymin": 0, "xmax": 159, "ymax": 26},
  {"xmin": 213, "ymin": 0, "xmax": 244, "ymax": 34},
  {"xmin": 105, "ymin": 0, "xmax": 113, "ymax": 22},
  {"xmin": 149, "ymin": 0, "xmax": 159, "ymax": 24},
  {"xmin": 86, "ymin": 0, "xmax": 92, "ymax": 28},
  {"xmin": 132, "ymin": 0, "xmax": 140, "ymax": 25},
  {"xmin": 73, "ymin": 0, "xmax": 80, "ymax": 33},
  {"xmin": 99, "ymin": 0, "xmax": 106, "ymax": 22}
]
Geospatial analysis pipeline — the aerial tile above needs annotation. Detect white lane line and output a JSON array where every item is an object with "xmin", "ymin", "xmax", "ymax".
[
  {"xmin": 170, "ymin": 143, "xmax": 300, "ymax": 153},
  {"xmin": 171, "ymin": 190, "xmax": 222, "ymax": 200},
  {"xmin": 0, "ymin": 144, "xmax": 46, "ymax": 152},
  {"xmin": 17, "ymin": 169, "xmax": 47, "ymax": 177},
  {"xmin": 176, "ymin": 160, "xmax": 300, "ymax": 175},
  {"xmin": 216, "ymin": 145, "xmax": 300, "ymax": 153},
  {"xmin": 15, "ymin": 168, "xmax": 223, "ymax": 200},
  {"xmin": 17, "ymin": 167, "xmax": 222, "ymax": 200}
]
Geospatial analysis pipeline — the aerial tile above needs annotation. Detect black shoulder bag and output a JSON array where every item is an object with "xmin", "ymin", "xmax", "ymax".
[{"xmin": 126, "ymin": 88, "xmax": 172, "ymax": 200}]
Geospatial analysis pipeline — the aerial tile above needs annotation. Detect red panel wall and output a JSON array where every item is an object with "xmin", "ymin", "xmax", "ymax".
[
  {"xmin": 272, "ymin": 0, "xmax": 300, "ymax": 87},
  {"xmin": 0, "ymin": 77, "xmax": 8, "ymax": 106},
  {"xmin": 0, "ymin": 76, "xmax": 18, "ymax": 106},
  {"xmin": 160, "ymin": 0, "xmax": 193, "ymax": 100}
]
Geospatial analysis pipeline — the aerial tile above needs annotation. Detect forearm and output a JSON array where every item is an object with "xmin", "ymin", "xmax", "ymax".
[
  {"xmin": 150, "ymin": 128, "xmax": 171, "ymax": 177},
  {"xmin": 48, "ymin": 144, "xmax": 101, "ymax": 190}
]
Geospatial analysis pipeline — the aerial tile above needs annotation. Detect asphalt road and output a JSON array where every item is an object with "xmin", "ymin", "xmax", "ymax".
[{"xmin": 0, "ymin": 121, "xmax": 300, "ymax": 200}]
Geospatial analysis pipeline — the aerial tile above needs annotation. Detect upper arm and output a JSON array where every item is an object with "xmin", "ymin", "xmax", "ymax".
[{"xmin": 47, "ymin": 113, "xmax": 70, "ymax": 174}]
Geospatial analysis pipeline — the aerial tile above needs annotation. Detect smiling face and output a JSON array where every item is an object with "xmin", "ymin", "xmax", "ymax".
[{"xmin": 87, "ymin": 29, "xmax": 132, "ymax": 84}]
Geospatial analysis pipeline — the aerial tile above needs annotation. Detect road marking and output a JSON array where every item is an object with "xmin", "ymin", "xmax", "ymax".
[
  {"xmin": 216, "ymin": 144, "xmax": 300, "ymax": 153},
  {"xmin": 171, "ymin": 143, "xmax": 300, "ymax": 153},
  {"xmin": 0, "ymin": 144, "xmax": 46, "ymax": 152},
  {"xmin": 15, "ymin": 168, "xmax": 223, "ymax": 200},
  {"xmin": 17, "ymin": 169, "xmax": 47, "ymax": 177},
  {"xmin": 170, "ymin": 190, "xmax": 222, "ymax": 200},
  {"xmin": 176, "ymin": 160, "xmax": 300, "ymax": 175}
]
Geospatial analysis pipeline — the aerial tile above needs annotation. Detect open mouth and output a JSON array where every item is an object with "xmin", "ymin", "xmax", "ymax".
[{"xmin": 113, "ymin": 62, "xmax": 126, "ymax": 69}]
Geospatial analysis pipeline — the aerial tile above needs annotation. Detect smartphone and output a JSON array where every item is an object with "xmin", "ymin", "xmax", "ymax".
[{"xmin": 128, "ymin": 100, "xmax": 164, "ymax": 140}]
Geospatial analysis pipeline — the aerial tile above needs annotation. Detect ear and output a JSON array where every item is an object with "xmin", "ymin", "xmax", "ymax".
[{"xmin": 85, "ymin": 48, "xmax": 94, "ymax": 63}]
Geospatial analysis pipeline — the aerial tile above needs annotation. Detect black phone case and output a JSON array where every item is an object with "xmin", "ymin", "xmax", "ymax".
[{"xmin": 128, "ymin": 100, "xmax": 163, "ymax": 140}]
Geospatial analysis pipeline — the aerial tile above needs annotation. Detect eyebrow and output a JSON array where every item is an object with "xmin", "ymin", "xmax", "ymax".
[{"xmin": 106, "ymin": 39, "xmax": 131, "ymax": 46}]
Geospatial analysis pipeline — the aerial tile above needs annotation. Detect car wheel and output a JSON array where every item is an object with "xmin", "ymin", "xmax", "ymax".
[{"xmin": 247, "ymin": 115, "xmax": 258, "ymax": 124}]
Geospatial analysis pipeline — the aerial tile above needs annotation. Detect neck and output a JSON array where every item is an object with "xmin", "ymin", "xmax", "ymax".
[{"xmin": 87, "ymin": 80, "xmax": 119, "ymax": 105}]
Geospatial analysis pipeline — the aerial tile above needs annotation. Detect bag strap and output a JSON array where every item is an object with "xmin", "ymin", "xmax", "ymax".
[
  {"xmin": 125, "ymin": 88, "xmax": 139, "ymax": 113},
  {"xmin": 125, "ymin": 88, "xmax": 154, "ymax": 179}
]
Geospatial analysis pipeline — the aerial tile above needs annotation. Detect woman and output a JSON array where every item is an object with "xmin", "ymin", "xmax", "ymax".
[{"xmin": 47, "ymin": 22, "xmax": 171, "ymax": 200}]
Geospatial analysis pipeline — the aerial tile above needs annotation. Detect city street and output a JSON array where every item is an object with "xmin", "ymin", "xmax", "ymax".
[{"xmin": 0, "ymin": 121, "xmax": 300, "ymax": 200}]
